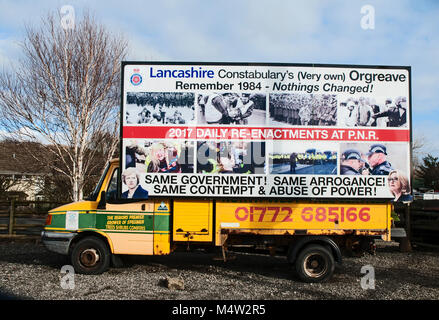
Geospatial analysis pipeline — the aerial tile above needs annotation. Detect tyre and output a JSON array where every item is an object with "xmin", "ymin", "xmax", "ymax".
[
  {"xmin": 295, "ymin": 244, "xmax": 335, "ymax": 283},
  {"xmin": 71, "ymin": 237, "xmax": 111, "ymax": 275}
]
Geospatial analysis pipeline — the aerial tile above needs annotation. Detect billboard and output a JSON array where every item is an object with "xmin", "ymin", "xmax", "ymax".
[{"xmin": 121, "ymin": 62, "xmax": 411, "ymax": 201}]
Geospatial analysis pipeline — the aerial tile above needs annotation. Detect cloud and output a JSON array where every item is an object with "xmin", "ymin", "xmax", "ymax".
[{"xmin": 0, "ymin": 37, "xmax": 21, "ymax": 70}]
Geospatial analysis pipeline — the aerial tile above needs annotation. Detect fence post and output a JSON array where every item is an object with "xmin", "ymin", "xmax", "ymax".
[
  {"xmin": 399, "ymin": 202, "xmax": 412, "ymax": 252},
  {"xmin": 8, "ymin": 198, "xmax": 16, "ymax": 235}
]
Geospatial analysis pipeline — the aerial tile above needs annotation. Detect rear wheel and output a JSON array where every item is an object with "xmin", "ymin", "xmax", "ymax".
[
  {"xmin": 295, "ymin": 244, "xmax": 335, "ymax": 283},
  {"xmin": 71, "ymin": 237, "xmax": 111, "ymax": 275}
]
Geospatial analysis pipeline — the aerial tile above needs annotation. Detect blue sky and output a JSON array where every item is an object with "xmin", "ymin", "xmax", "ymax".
[{"xmin": 1, "ymin": 0, "xmax": 438, "ymax": 156}]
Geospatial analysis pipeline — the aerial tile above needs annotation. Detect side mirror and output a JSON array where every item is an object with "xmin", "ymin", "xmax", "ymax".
[{"xmin": 97, "ymin": 191, "xmax": 106, "ymax": 209}]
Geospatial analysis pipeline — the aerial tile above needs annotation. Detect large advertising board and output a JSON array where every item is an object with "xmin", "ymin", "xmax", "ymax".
[{"xmin": 121, "ymin": 62, "xmax": 411, "ymax": 201}]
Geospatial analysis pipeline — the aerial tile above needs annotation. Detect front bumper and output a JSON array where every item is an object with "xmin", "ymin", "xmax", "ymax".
[{"xmin": 41, "ymin": 231, "xmax": 76, "ymax": 255}]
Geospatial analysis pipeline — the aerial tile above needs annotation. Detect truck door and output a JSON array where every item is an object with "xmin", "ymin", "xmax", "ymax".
[
  {"xmin": 97, "ymin": 167, "xmax": 155, "ymax": 255},
  {"xmin": 172, "ymin": 199, "xmax": 213, "ymax": 242}
]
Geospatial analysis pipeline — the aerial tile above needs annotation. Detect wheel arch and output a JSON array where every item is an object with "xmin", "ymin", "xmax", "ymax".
[
  {"xmin": 69, "ymin": 230, "xmax": 114, "ymax": 255},
  {"xmin": 287, "ymin": 236, "xmax": 342, "ymax": 265}
]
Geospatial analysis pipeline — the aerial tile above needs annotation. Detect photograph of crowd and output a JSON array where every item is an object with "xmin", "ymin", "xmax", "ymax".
[
  {"xmin": 268, "ymin": 141, "xmax": 337, "ymax": 175},
  {"xmin": 125, "ymin": 139, "xmax": 194, "ymax": 174},
  {"xmin": 339, "ymin": 142, "xmax": 411, "ymax": 202},
  {"xmin": 197, "ymin": 93, "xmax": 266, "ymax": 125},
  {"xmin": 338, "ymin": 96, "xmax": 408, "ymax": 128},
  {"xmin": 196, "ymin": 141, "xmax": 265, "ymax": 174},
  {"xmin": 125, "ymin": 92, "xmax": 195, "ymax": 125},
  {"xmin": 269, "ymin": 93, "xmax": 337, "ymax": 126}
]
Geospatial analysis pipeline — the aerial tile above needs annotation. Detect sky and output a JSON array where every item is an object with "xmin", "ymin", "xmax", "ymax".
[{"xmin": 0, "ymin": 0, "xmax": 438, "ymax": 157}]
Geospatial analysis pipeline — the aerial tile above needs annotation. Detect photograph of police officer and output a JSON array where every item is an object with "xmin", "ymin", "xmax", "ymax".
[
  {"xmin": 125, "ymin": 92, "xmax": 195, "ymax": 125},
  {"xmin": 366, "ymin": 144, "xmax": 394, "ymax": 175},
  {"xmin": 269, "ymin": 93, "xmax": 337, "ymax": 127},
  {"xmin": 339, "ymin": 149, "xmax": 369, "ymax": 175},
  {"xmin": 197, "ymin": 92, "xmax": 266, "ymax": 125},
  {"xmin": 338, "ymin": 96, "xmax": 408, "ymax": 128},
  {"xmin": 340, "ymin": 143, "xmax": 408, "ymax": 177}
]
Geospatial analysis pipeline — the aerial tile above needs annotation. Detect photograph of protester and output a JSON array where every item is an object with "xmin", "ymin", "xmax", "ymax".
[
  {"xmin": 340, "ymin": 143, "xmax": 409, "ymax": 179},
  {"xmin": 125, "ymin": 140, "xmax": 194, "ymax": 173},
  {"xmin": 269, "ymin": 93, "xmax": 337, "ymax": 127},
  {"xmin": 268, "ymin": 141, "xmax": 337, "ymax": 175},
  {"xmin": 196, "ymin": 141, "xmax": 265, "ymax": 174},
  {"xmin": 197, "ymin": 93, "xmax": 266, "ymax": 125},
  {"xmin": 125, "ymin": 92, "xmax": 195, "ymax": 125},
  {"xmin": 338, "ymin": 96, "xmax": 408, "ymax": 128}
]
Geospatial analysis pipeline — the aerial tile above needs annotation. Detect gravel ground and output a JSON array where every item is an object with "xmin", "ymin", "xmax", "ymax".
[{"xmin": 0, "ymin": 239, "xmax": 438, "ymax": 300}]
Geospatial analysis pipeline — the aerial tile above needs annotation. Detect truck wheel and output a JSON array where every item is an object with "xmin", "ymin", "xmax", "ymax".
[
  {"xmin": 71, "ymin": 237, "xmax": 110, "ymax": 275},
  {"xmin": 295, "ymin": 244, "xmax": 335, "ymax": 283}
]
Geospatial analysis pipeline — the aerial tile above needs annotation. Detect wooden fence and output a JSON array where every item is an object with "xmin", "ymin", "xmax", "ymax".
[
  {"xmin": 0, "ymin": 199, "xmax": 67, "ymax": 238},
  {"xmin": 394, "ymin": 200, "xmax": 439, "ymax": 246}
]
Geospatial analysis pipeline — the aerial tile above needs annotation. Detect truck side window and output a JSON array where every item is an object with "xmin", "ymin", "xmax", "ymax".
[{"xmin": 106, "ymin": 168, "xmax": 118, "ymax": 200}]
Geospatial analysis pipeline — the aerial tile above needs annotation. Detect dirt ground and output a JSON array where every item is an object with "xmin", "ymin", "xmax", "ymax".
[{"xmin": 0, "ymin": 239, "xmax": 438, "ymax": 301}]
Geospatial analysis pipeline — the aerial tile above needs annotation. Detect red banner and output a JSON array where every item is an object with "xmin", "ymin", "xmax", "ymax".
[{"xmin": 123, "ymin": 126, "xmax": 410, "ymax": 142}]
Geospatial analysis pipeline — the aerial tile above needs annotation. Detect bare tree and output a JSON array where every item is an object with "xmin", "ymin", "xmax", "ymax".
[
  {"xmin": 0, "ymin": 11, "xmax": 127, "ymax": 201},
  {"xmin": 412, "ymin": 133, "xmax": 428, "ymax": 173}
]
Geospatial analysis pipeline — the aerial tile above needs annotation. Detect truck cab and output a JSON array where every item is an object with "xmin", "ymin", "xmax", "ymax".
[{"xmin": 42, "ymin": 159, "xmax": 166, "ymax": 272}]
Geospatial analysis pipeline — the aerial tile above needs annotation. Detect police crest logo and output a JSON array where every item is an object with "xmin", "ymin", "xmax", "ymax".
[{"xmin": 130, "ymin": 73, "xmax": 142, "ymax": 86}]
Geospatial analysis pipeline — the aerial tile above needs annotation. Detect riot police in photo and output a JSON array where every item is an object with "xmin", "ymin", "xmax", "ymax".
[
  {"xmin": 338, "ymin": 96, "xmax": 407, "ymax": 128},
  {"xmin": 269, "ymin": 93, "xmax": 337, "ymax": 126},
  {"xmin": 197, "ymin": 93, "xmax": 266, "ymax": 125},
  {"xmin": 269, "ymin": 142, "xmax": 337, "ymax": 175},
  {"xmin": 125, "ymin": 92, "xmax": 195, "ymax": 125}
]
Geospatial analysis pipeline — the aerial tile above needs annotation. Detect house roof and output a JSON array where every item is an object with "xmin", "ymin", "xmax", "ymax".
[{"xmin": 0, "ymin": 140, "xmax": 48, "ymax": 175}]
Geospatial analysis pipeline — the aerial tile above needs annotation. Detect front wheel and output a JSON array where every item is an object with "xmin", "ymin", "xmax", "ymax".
[
  {"xmin": 71, "ymin": 237, "xmax": 111, "ymax": 275},
  {"xmin": 295, "ymin": 244, "xmax": 335, "ymax": 283}
]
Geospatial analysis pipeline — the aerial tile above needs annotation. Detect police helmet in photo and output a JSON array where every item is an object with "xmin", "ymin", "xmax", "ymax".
[{"xmin": 367, "ymin": 144, "xmax": 387, "ymax": 156}]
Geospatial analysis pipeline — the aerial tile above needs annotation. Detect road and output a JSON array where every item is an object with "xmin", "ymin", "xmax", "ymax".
[{"xmin": 0, "ymin": 240, "xmax": 438, "ymax": 301}]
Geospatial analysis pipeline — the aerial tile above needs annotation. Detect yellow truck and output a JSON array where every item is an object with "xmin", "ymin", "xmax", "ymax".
[
  {"xmin": 42, "ymin": 157, "xmax": 392, "ymax": 282},
  {"xmin": 41, "ymin": 62, "xmax": 411, "ymax": 282}
]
